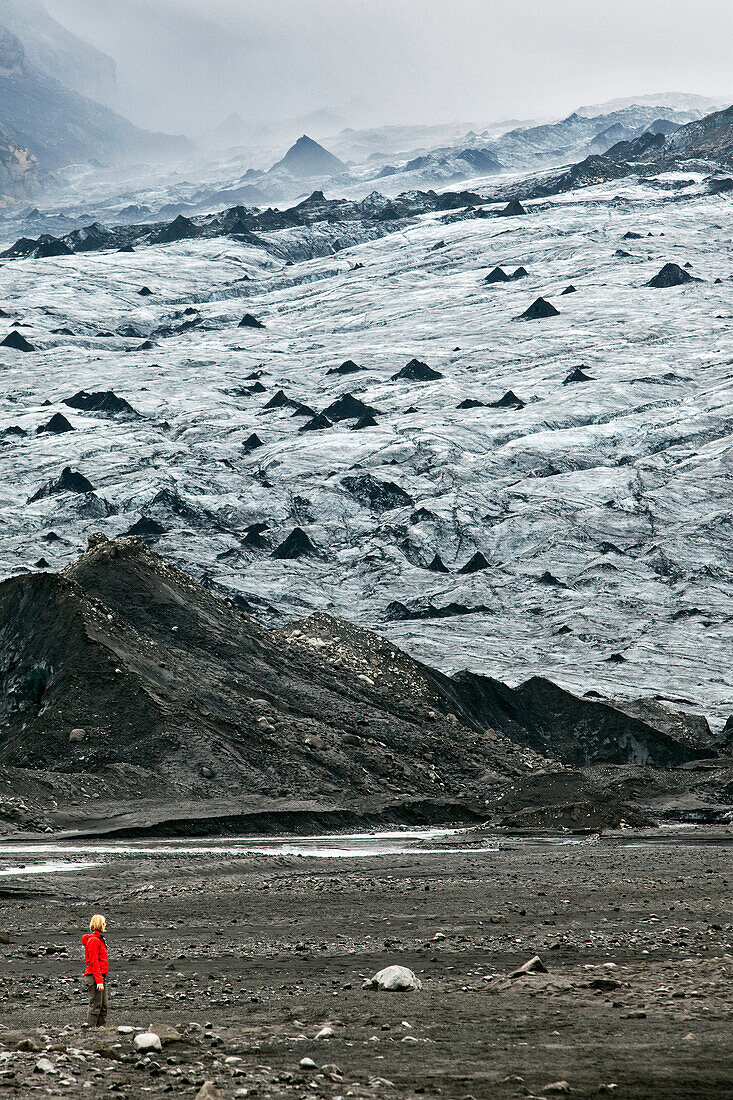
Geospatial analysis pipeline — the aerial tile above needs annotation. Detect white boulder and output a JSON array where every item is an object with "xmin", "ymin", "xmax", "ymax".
[
  {"xmin": 133, "ymin": 1032, "xmax": 162, "ymax": 1052},
  {"xmin": 364, "ymin": 965, "xmax": 422, "ymax": 992}
]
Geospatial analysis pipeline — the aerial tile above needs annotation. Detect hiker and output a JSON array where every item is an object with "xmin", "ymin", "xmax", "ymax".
[{"xmin": 82, "ymin": 914, "xmax": 109, "ymax": 1027}]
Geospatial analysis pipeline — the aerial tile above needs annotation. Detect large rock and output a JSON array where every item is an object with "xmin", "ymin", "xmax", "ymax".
[
  {"xmin": 519, "ymin": 297, "xmax": 559, "ymax": 320},
  {"xmin": 646, "ymin": 263, "xmax": 698, "ymax": 288},
  {"xmin": 133, "ymin": 1032, "xmax": 162, "ymax": 1052},
  {"xmin": 364, "ymin": 965, "xmax": 423, "ymax": 991}
]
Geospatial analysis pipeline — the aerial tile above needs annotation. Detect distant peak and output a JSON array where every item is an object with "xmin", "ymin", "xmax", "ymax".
[{"xmin": 270, "ymin": 134, "xmax": 346, "ymax": 178}]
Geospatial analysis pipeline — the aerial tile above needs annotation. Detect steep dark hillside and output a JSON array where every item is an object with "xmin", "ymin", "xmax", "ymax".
[
  {"xmin": 0, "ymin": 538, "xmax": 710, "ymax": 823},
  {"xmin": 664, "ymin": 103, "xmax": 733, "ymax": 163}
]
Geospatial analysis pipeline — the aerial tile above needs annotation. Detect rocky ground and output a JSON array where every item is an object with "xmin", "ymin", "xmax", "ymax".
[{"xmin": 0, "ymin": 832, "xmax": 731, "ymax": 1099}]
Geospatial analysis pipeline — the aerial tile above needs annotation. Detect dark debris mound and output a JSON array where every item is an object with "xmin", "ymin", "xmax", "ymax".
[
  {"xmin": 263, "ymin": 389, "xmax": 291, "ymax": 410},
  {"xmin": 646, "ymin": 263, "xmax": 699, "ymax": 288},
  {"xmin": 498, "ymin": 199, "xmax": 527, "ymax": 216},
  {"xmin": 458, "ymin": 398, "xmax": 488, "ymax": 409},
  {"xmin": 322, "ymin": 393, "xmax": 379, "ymax": 422},
  {"xmin": 490, "ymin": 390, "xmax": 525, "ymax": 409},
  {"xmin": 341, "ymin": 474, "xmax": 413, "ymax": 513},
  {"xmin": 426, "ymin": 553, "xmax": 450, "ymax": 573},
  {"xmin": 242, "ymin": 433, "xmax": 264, "ymax": 453},
  {"xmin": 239, "ymin": 313, "xmax": 265, "ymax": 329},
  {"xmin": 563, "ymin": 367, "xmax": 594, "ymax": 384},
  {"xmin": 299, "ymin": 413, "xmax": 332, "ymax": 432},
  {"xmin": 1, "ymin": 330, "xmax": 35, "ymax": 351},
  {"xmin": 28, "ymin": 466, "xmax": 95, "ymax": 502},
  {"xmin": 63, "ymin": 390, "xmax": 138, "ymax": 417},
  {"xmin": 271, "ymin": 527, "xmax": 316, "ymax": 559},
  {"xmin": 458, "ymin": 551, "xmax": 490, "ymax": 574},
  {"xmin": 36, "ymin": 413, "xmax": 75, "ymax": 435},
  {"xmin": 327, "ymin": 359, "xmax": 365, "ymax": 375},
  {"xmin": 0, "ymin": 538, "xmax": 712, "ymax": 811},
  {"xmin": 519, "ymin": 297, "xmax": 559, "ymax": 320},
  {"xmin": 485, "ymin": 266, "xmax": 510, "ymax": 284},
  {"xmin": 391, "ymin": 358, "xmax": 443, "ymax": 382}
]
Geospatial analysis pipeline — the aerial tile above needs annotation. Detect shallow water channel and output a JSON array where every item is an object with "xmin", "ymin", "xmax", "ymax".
[{"xmin": 0, "ymin": 825, "xmax": 729, "ymax": 878}]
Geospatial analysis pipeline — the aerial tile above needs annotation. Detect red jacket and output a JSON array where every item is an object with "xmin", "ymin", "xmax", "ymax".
[{"xmin": 82, "ymin": 931, "xmax": 109, "ymax": 985}]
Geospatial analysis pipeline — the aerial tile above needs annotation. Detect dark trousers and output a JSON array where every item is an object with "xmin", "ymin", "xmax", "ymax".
[{"xmin": 85, "ymin": 974, "xmax": 108, "ymax": 1026}]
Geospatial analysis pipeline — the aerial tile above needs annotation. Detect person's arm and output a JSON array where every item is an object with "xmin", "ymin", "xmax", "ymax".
[{"xmin": 89, "ymin": 938, "xmax": 104, "ymax": 986}]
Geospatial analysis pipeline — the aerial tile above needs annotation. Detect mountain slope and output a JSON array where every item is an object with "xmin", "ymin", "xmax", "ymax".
[
  {"xmin": 0, "ymin": 0, "xmax": 116, "ymax": 102},
  {"xmin": 664, "ymin": 103, "xmax": 733, "ymax": 162},
  {"xmin": 0, "ymin": 538, "xmax": 706, "ymax": 816},
  {"xmin": 0, "ymin": 123, "xmax": 43, "ymax": 206},
  {"xmin": 0, "ymin": 24, "xmax": 189, "ymax": 170}
]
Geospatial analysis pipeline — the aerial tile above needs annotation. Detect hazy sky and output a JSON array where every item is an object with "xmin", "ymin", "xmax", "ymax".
[{"xmin": 45, "ymin": 0, "xmax": 733, "ymax": 137}]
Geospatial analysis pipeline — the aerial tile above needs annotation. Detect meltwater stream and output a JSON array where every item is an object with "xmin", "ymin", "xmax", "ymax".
[
  {"xmin": 0, "ymin": 828, "xmax": 493, "ymax": 877},
  {"xmin": 0, "ymin": 826, "xmax": 728, "ymax": 878}
]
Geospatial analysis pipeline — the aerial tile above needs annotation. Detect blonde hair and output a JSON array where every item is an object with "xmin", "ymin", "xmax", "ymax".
[{"xmin": 89, "ymin": 914, "xmax": 106, "ymax": 932}]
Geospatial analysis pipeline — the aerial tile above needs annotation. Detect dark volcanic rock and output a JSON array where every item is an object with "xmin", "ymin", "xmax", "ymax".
[
  {"xmin": 322, "ymin": 393, "xmax": 379, "ymax": 422},
  {"xmin": 242, "ymin": 432, "xmax": 264, "ymax": 453},
  {"xmin": 138, "ymin": 286, "xmax": 153, "ymax": 296},
  {"xmin": 0, "ymin": 540, "xmax": 710, "ymax": 819},
  {"xmin": 327, "ymin": 359, "xmax": 365, "ymax": 375},
  {"xmin": 498, "ymin": 199, "xmax": 527, "ymax": 216},
  {"xmin": 35, "ymin": 236, "xmax": 73, "ymax": 258},
  {"xmin": 242, "ymin": 522, "xmax": 269, "ymax": 548},
  {"xmin": 342, "ymin": 474, "xmax": 413, "ymax": 513},
  {"xmin": 263, "ymin": 390, "xmax": 291, "ymax": 410},
  {"xmin": 490, "ymin": 390, "xmax": 525, "ymax": 409},
  {"xmin": 239, "ymin": 313, "xmax": 265, "ymax": 329},
  {"xmin": 1, "ymin": 330, "xmax": 35, "ymax": 351},
  {"xmin": 28, "ymin": 466, "xmax": 94, "ymax": 502},
  {"xmin": 299, "ymin": 413, "xmax": 332, "ymax": 432},
  {"xmin": 386, "ymin": 600, "xmax": 490, "ymax": 621},
  {"xmin": 520, "ymin": 297, "xmax": 559, "ymax": 320},
  {"xmin": 62, "ymin": 390, "xmax": 138, "ymax": 417},
  {"xmin": 458, "ymin": 551, "xmax": 490, "ymax": 574},
  {"xmin": 510, "ymin": 266, "xmax": 529, "ymax": 280},
  {"xmin": 391, "ymin": 358, "xmax": 443, "ymax": 382},
  {"xmin": 272, "ymin": 527, "xmax": 316, "ymax": 559},
  {"xmin": 36, "ymin": 413, "xmax": 75, "ymax": 435},
  {"xmin": 563, "ymin": 367, "xmax": 594, "ymax": 384},
  {"xmin": 646, "ymin": 263, "xmax": 699, "ymax": 288},
  {"xmin": 426, "ymin": 553, "xmax": 450, "ymax": 573},
  {"xmin": 452, "ymin": 672, "xmax": 707, "ymax": 766},
  {"xmin": 152, "ymin": 216, "xmax": 202, "ymax": 244},
  {"xmin": 485, "ymin": 266, "xmax": 510, "ymax": 284},
  {"xmin": 124, "ymin": 517, "xmax": 166, "ymax": 540},
  {"xmin": 352, "ymin": 412, "xmax": 378, "ymax": 430},
  {"xmin": 458, "ymin": 398, "xmax": 489, "ymax": 409},
  {"xmin": 561, "ymin": 284, "xmax": 577, "ymax": 294}
]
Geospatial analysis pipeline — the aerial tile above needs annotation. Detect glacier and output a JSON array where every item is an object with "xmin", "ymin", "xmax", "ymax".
[{"xmin": 1, "ymin": 170, "xmax": 732, "ymax": 723}]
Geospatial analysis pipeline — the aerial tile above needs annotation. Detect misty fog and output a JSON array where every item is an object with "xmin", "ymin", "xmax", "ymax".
[{"xmin": 44, "ymin": 0, "xmax": 733, "ymax": 139}]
